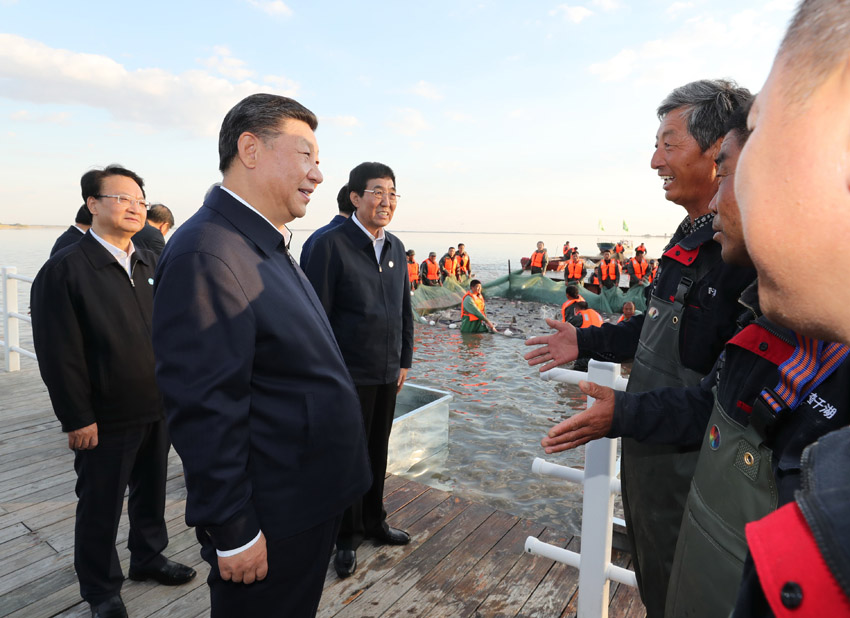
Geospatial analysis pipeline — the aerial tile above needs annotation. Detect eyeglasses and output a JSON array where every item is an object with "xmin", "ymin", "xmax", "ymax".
[
  {"xmin": 95, "ymin": 194, "xmax": 151, "ymax": 210},
  {"xmin": 363, "ymin": 189, "xmax": 400, "ymax": 202}
]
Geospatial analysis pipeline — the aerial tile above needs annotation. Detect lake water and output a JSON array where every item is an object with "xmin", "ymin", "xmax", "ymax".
[{"xmin": 0, "ymin": 226, "xmax": 652, "ymax": 534}]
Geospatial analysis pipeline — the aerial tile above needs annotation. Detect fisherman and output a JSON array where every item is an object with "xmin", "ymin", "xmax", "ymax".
[
  {"xmin": 50, "ymin": 204, "xmax": 92, "ymax": 257},
  {"xmin": 616, "ymin": 301, "xmax": 638, "ymax": 323},
  {"xmin": 568, "ymin": 301, "xmax": 603, "ymax": 329},
  {"xmin": 525, "ymin": 80, "xmax": 755, "ymax": 617},
  {"xmin": 300, "ymin": 183, "xmax": 354, "ymax": 268},
  {"xmin": 561, "ymin": 285, "xmax": 585, "ymax": 322},
  {"xmin": 648, "ymin": 259, "xmax": 658, "ymax": 283},
  {"xmin": 540, "ymin": 101, "xmax": 850, "ymax": 617},
  {"xmin": 595, "ymin": 250, "xmax": 620, "ymax": 290},
  {"xmin": 636, "ymin": 242, "xmax": 647, "ymax": 255},
  {"xmin": 440, "ymin": 246, "xmax": 457, "ymax": 282},
  {"xmin": 460, "ymin": 279, "xmax": 495, "ymax": 333},
  {"xmin": 562, "ymin": 241, "xmax": 572, "ymax": 259},
  {"xmin": 455, "ymin": 243, "xmax": 471, "ymax": 279},
  {"xmin": 565, "ymin": 251, "xmax": 587, "ymax": 286},
  {"xmin": 525, "ymin": 241, "xmax": 549, "ymax": 274},
  {"xmin": 406, "ymin": 249, "xmax": 420, "ymax": 291},
  {"xmin": 420, "ymin": 252, "xmax": 442, "ymax": 286},
  {"xmin": 625, "ymin": 248, "xmax": 650, "ymax": 287}
]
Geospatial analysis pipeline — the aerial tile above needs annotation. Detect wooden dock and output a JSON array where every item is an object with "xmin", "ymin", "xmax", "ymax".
[{"xmin": 0, "ymin": 364, "xmax": 645, "ymax": 617}]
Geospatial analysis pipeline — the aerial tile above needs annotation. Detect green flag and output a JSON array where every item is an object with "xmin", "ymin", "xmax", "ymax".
[
  {"xmin": 623, "ymin": 220, "xmax": 629, "ymax": 232},
  {"xmin": 598, "ymin": 219, "xmax": 605, "ymax": 232}
]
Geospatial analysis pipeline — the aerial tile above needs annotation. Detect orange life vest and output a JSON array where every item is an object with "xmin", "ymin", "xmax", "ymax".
[
  {"xmin": 617, "ymin": 314, "xmax": 632, "ymax": 324},
  {"xmin": 461, "ymin": 292, "xmax": 485, "ymax": 321},
  {"xmin": 422, "ymin": 260, "xmax": 440, "ymax": 282},
  {"xmin": 599, "ymin": 259, "xmax": 618, "ymax": 281},
  {"xmin": 630, "ymin": 258, "xmax": 648, "ymax": 279},
  {"xmin": 408, "ymin": 261, "xmax": 420, "ymax": 283},
  {"xmin": 456, "ymin": 253, "xmax": 470, "ymax": 273},
  {"xmin": 442, "ymin": 255, "xmax": 457, "ymax": 276},
  {"xmin": 578, "ymin": 308, "xmax": 603, "ymax": 328},
  {"xmin": 567, "ymin": 260, "xmax": 584, "ymax": 279},
  {"xmin": 561, "ymin": 295, "xmax": 586, "ymax": 321},
  {"xmin": 636, "ymin": 243, "xmax": 647, "ymax": 254},
  {"xmin": 530, "ymin": 251, "xmax": 545, "ymax": 268},
  {"xmin": 615, "ymin": 243, "xmax": 624, "ymax": 254},
  {"xmin": 649, "ymin": 263, "xmax": 658, "ymax": 283}
]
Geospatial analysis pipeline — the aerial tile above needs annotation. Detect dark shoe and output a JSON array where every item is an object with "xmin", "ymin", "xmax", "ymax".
[
  {"xmin": 128, "ymin": 558, "xmax": 196, "ymax": 586},
  {"xmin": 90, "ymin": 595, "xmax": 128, "ymax": 618},
  {"xmin": 334, "ymin": 549, "xmax": 357, "ymax": 578},
  {"xmin": 371, "ymin": 527, "xmax": 410, "ymax": 546}
]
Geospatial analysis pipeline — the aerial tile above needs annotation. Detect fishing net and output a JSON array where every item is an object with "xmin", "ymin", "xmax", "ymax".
[{"xmin": 412, "ymin": 271, "xmax": 648, "ymax": 316}]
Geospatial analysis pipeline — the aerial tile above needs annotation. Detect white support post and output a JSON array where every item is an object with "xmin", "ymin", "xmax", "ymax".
[
  {"xmin": 2, "ymin": 267, "xmax": 20, "ymax": 372},
  {"xmin": 577, "ymin": 360, "xmax": 621, "ymax": 618}
]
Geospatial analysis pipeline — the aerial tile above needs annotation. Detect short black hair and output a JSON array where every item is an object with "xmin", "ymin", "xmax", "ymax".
[
  {"xmin": 218, "ymin": 93, "xmax": 318, "ymax": 173},
  {"xmin": 80, "ymin": 165, "xmax": 145, "ymax": 202},
  {"xmin": 336, "ymin": 184, "xmax": 355, "ymax": 215},
  {"xmin": 470, "ymin": 279, "xmax": 482, "ymax": 287},
  {"xmin": 147, "ymin": 204, "xmax": 175, "ymax": 227},
  {"xmin": 348, "ymin": 162, "xmax": 395, "ymax": 196},
  {"xmin": 576, "ymin": 301, "xmax": 589, "ymax": 310},
  {"xmin": 566, "ymin": 284, "xmax": 581, "ymax": 299},
  {"xmin": 74, "ymin": 204, "xmax": 92, "ymax": 226}
]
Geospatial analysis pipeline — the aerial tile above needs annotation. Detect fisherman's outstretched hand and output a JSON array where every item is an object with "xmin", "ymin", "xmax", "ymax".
[
  {"xmin": 541, "ymin": 380, "xmax": 614, "ymax": 453},
  {"xmin": 524, "ymin": 318, "xmax": 579, "ymax": 372}
]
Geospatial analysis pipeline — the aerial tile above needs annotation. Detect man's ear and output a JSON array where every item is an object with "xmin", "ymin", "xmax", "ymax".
[
  {"xmin": 349, "ymin": 191, "xmax": 361, "ymax": 210},
  {"xmin": 236, "ymin": 132, "xmax": 260, "ymax": 169},
  {"xmin": 86, "ymin": 196, "xmax": 98, "ymax": 217}
]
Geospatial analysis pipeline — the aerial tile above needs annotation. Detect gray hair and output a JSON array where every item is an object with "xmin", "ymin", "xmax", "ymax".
[
  {"xmin": 218, "ymin": 94, "xmax": 318, "ymax": 173},
  {"xmin": 657, "ymin": 79, "xmax": 752, "ymax": 152},
  {"xmin": 779, "ymin": 0, "xmax": 850, "ymax": 103}
]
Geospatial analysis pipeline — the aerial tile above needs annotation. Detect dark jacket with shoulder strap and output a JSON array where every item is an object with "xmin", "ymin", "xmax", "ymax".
[{"xmin": 31, "ymin": 232, "xmax": 163, "ymax": 432}]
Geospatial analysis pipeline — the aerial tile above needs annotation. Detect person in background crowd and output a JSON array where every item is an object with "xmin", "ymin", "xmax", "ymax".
[
  {"xmin": 526, "ymin": 79, "xmax": 755, "ymax": 616},
  {"xmin": 50, "ymin": 204, "xmax": 93, "ymax": 257},
  {"xmin": 299, "ymin": 183, "xmax": 354, "ymax": 269},
  {"xmin": 152, "ymin": 94, "xmax": 370, "ymax": 617},
  {"xmin": 526, "ymin": 241, "xmax": 549, "ymax": 274},
  {"xmin": 406, "ymin": 249, "xmax": 420, "ymax": 291},
  {"xmin": 595, "ymin": 250, "xmax": 621, "ymax": 290},
  {"xmin": 561, "ymin": 284, "xmax": 585, "ymax": 323},
  {"xmin": 440, "ymin": 246, "xmax": 457, "ymax": 282},
  {"xmin": 565, "ymin": 251, "xmax": 587, "ymax": 286},
  {"xmin": 625, "ymin": 248, "xmax": 651, "ymax": 287},
  {"xmin": 32, "ymin": 165, "xmax": 195, "ymax": 618},
  {"xmin": 420, "ymin": 251, "xmax": 442, "ymax": 286},
  {"xmin": 455, "ymin": 243, "xmax": 471, "ymax": 279},
  {"xmin": 460, "ymin": 279, "xmax": 495, "ymax": 333},
  {"xmin": 562, "ymin": 241, "xmax": 572, "ymax": 259},
  {"xmin": 132, "ymin": 203, "xmax": 174, "ymax": 257},
  {"xmin": 617, "ymin": 301, "xmax": 638, "ymax": 323},
  {"xmin": 304, "ymin": 161, "xmax": 414, "ymax": 580}
]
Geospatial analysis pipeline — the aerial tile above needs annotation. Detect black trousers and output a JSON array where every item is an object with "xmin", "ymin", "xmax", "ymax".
[
  {"xmin": 73, "ymin": 419, "xmax": 170, "ymax": 604},
  {"xmin": 336, "ymin": 382, "xmax": 398, "ymax": 551},
  {"xmin": 202, "ymin": 515, "xmax": 341, "ymax": 618}
]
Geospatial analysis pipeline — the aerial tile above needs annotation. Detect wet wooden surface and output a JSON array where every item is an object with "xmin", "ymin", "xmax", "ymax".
[{"xmin": 0, "ymin": 364, "xmax": 645, "ymax": 617}]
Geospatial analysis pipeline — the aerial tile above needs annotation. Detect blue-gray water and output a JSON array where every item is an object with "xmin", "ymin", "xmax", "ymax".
[{"xmin": 1, "ymin": 227, "xmax": 641, "ymax": 534}]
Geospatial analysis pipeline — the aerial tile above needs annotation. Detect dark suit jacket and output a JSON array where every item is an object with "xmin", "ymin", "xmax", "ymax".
[
  {"xmin": 132, "ymin": 222, "xmax": 165, "ymax": 256},
  {"xmin": 50, "ymin": 225, "xmax": 85, "ymax": 257},
  {"xmin": 152, "ymin": 187, "xmax": 370, "ymax": 551},
  {"xmin": 299, "ymin": 214, "xmax": 347, "ymax": 269},
  {"xmin": 31, "ymin": 232, "xmax": 163, "ymax": 432},
  {"xmin": 303, "ymin": 216, "xmax": 413, "ymax": 385}
]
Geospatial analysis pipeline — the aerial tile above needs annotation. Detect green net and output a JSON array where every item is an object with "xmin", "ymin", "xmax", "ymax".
[{"xmin": 411, "ymin": 271, "xmax": 648, "ymax": 316}]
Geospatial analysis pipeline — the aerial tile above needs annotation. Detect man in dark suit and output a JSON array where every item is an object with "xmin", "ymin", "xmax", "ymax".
[
  {"xmin": 303, "ymin": 161, "xmax": 414, "ymax": 579},
  {"xmin": 50, "ymin": 204, "xmax": 91, "ymax": 256},
  {"xmin": 299, "ymin": 183, "xmax": 353, "ymax": 268},
  {"xmin": 152, "ymin": 94, "xmax": 371, "ymax": 617},
  {"xmin": 31, "ymin": 166, "xmax": 195, "ymax": 618},
  {"xmin": 132, "ymin": 203, "xmax": 174, "ymax": 256}
]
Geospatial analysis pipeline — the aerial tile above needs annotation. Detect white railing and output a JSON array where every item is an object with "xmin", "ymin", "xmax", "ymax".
[
  {"xmin": 1, "ymin": 266, "xmax": 36, "ymax": 372},
  {"xmin": 524, "ymin": 359, "xmax": 636, "ymax": 618}
]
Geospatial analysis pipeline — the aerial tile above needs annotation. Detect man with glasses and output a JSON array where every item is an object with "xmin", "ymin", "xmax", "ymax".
[
  {"xmin": 304, "ymin": 162, "xmax": 414, "ymax": 579},
  {"xmin": 31, "ymin": 165, "xmax": 195, "ymax": 618}
]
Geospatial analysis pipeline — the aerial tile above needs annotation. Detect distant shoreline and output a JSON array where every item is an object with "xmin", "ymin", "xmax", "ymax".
[{"xmin": 0, "ymin": 224, "xmax": 64, "ymax": 230}]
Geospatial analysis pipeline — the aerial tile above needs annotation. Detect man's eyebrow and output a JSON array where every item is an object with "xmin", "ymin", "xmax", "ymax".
[{"xmin": 715, "ymin": 151, "xmax": 728, "ymax": 166}]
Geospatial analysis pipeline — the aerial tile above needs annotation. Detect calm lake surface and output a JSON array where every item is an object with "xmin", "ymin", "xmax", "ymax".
[{"xmin": 1, "ymin": 226, "xmax": 656, "ymax": 534}]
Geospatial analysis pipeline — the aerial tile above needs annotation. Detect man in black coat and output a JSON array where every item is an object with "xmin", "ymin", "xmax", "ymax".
[
  {"xmin": 132, "ymin": 203, "xmax": 174, "ymax": 256},
  {"xmin": 303, "ymin": 161, "xmax": 414, "ymax": 579},
  {"xmin": 31, "ymin": 166, "xmax": 195, "ymax": 618},
  {"xmin": 152, "ymin": 94, "xmax": 370, "ymax": 617},
  {"xmin": 49, "ymin": 204, "xmax": 91, "ymax": 256}
]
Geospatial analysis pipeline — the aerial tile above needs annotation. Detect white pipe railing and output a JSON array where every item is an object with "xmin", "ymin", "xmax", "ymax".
[
  {"xmin": 525, "ymin": 359, "xmax": 636, "ymax": 618},
  {"xmin": 1, "ymin": 266, "xmax": 36, "ymax": 372}
]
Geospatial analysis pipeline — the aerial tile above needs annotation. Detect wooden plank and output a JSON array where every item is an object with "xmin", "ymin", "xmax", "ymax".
[
  {"xmin": 518, "ymin": 535, "xmax": 581, "ymax": 617},
  {"xmin": 426, "ymin": 518, "xmax": 547, "ymax": 618},
  {"xmin": 382, "ymin": 509, "xmax": 520, "ymax": 617}
]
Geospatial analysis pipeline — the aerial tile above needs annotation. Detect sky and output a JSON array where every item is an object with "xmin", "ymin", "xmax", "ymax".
[{"xmin": 0, "ymin": 0, "xmax": 796, "ymax": 235}]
